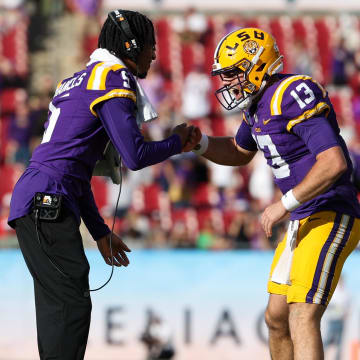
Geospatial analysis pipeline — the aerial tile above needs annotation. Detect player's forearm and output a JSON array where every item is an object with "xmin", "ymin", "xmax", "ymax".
[
  {"xmin": 98, "ymin": 98, "xmax": 182, "ymax": 170},
  {"xmin": 292, "ymin": 146, "xmax": 347, "ymax": 204},
  {"xmin": 79, "ymin": 184, "xmax": 111, "ymax": 240},
  {"xmin": 202, "ymin": 136, "xmax": 254, "ymax": 166}
]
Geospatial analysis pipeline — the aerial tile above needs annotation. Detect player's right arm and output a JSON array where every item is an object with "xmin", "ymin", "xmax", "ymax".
[
  {"xmin": 203, "ymin": 136, "xmax": 257, "ymax": 166},
  {"xmin": 202, "ymin": 118, "xmax": 257, "ymax": 166}
]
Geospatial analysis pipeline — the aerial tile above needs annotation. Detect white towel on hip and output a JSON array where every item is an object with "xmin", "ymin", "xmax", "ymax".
[{"xmin": 270, "ymin": 220, "xmax": 300, "ymax": 285}]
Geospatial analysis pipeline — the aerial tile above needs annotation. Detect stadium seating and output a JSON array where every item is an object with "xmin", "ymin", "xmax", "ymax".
[{"xmin": 2, "ymin": 10, "xmax": 360, "ymax": 248}]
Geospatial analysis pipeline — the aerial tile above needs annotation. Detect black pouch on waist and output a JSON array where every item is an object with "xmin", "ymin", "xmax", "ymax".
[{"xmin": 33, "ymin": 192, "xmax": 62, "ymax": 221}]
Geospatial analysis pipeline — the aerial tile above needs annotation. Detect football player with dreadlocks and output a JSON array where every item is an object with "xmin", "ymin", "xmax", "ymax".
[
  {"xmin": 192, "ymin": 28, "xmax": 360, "ymax": 359},
  {"xmin": 8, "ymin": 10, "xmax": 200, "ymax": 359}
]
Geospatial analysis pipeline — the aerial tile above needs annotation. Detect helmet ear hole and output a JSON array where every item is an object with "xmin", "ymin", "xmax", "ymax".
[{"xmin": 256, "ymin": 63, "xmax": 266, "ymax": 72}]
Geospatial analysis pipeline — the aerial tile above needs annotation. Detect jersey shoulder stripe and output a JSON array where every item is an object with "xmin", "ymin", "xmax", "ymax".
[
  {"xmin": 89, "ymin": 89, "xmax": 137, "ymax": 117},
  {"xmin": 87, "ymin": 62, "xmax": 125, "ymax": 90},
  {"xmin": 286, "ymin": 102, "xmax": 330, "ymax": 131}
]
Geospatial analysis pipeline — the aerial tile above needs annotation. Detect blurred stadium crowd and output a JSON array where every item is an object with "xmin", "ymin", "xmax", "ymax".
[{"xmin": 1, "ymin": 0, "xmax": 360, "ymax": 250}]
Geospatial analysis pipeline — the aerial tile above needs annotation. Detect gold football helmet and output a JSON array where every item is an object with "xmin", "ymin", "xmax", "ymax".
[{"xmin": 212, "ymin": 28, "xmax": 283, "ymax": 110}]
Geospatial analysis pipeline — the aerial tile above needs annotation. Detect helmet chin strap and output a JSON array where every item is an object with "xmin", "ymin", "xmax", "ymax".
[{"xmin": 237, "ymin": 78, "xmax": 268, "ymax": 111}]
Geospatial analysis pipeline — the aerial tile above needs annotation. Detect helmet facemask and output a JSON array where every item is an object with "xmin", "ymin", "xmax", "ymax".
[
  {"xmin": 213, "ymin": 58, "xmax": 258, "ymax": 111},
  {"xmin": 214, "ymin": 67, "xmax": 257, "ymax": 111}
]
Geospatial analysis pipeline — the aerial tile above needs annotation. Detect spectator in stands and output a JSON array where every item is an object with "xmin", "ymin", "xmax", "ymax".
[
  {"xmin": 292, "ymin": 39, "xmax": 315, "ymax": 77},
  {"xmin": 140, "ymin": 63, "xmax": 173, "ymax": 142},
  {"xmin": 8, "ymin": 100, "xmax": 32, "ymax": 165},
  {"xmin": 340, "ymin": 126, "xmax": 360, "ymax": 192},
  {"xmin": 181, "ymin": 64, "xmax": 212, "ymax": 121},
  {"xmin": 8, "ymin": 10, "xmax": 200, "ymax": 360},
  {"xmin": 196, "ymin": 217, "xmax": 216, "ymax": 249},
  {"xmin": 170, "ymin": 217, "xmax": 196, "ymax": 248},
  {"xmin": 248, "ymin": 153, "xmax": 274, "ymax": 209},
  {"xmin": 28, "ymin": 93, "xmax": 53, "ymax": 153},
  {"xmin": 331, "ymin": 37, "xmax": 353, "ymax": 86},
  {"xmin": 64, "ymin": 0, "xmax": 103, "ymax": 61},
  {"xmin": 172, "ymin": 7, "xmax": 208, "ymax": 44},
  {"xmin": 140, "ymin": 63, "xmax": 167, "ymax": 112},
  {"xmin": 0, "ymin": 55, "xmax": 24, "ymax": 89},
  {"xmin": 227, "ymin": 211, "xmax": 250, "ymax": 247}
]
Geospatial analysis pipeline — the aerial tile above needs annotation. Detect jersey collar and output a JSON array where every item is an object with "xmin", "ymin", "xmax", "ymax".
[{"xmin": 87, "ymin": 48, "xmax": 126, "ymax": 67}]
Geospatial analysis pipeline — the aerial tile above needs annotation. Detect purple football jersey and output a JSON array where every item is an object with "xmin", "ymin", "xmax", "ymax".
[
  {"xmin": 9, "ymin": 50, "xmax": 181, "ymax": 239},
  {"xmin": 236, "ymin": 74, "xmax": 360, "ymax": 220}
]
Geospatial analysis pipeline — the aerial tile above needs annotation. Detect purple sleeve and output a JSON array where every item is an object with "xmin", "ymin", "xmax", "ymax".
[
  {"xmin": 96, "ymin": 98, "xmax": 182, "ymax": 171},
  {"xmin": 79, "ymin": 183, "xmax": 111, "ymax": 241},
  {"xmin": 235, "ymin": 120, "xmax": 258, "ymax": 151},
  {"xmin": 292, "ymin": 116, "xmax": 340, "ymax": 155}
]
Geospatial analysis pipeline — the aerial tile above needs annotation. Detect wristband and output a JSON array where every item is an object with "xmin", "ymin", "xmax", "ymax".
[
  {"xmin": 192, "ymin": 134, "xmax": 209, "ymax": 155},
  {"xmin": 281, "ymin": 189, "xmax": 301, "ymax": 212}
]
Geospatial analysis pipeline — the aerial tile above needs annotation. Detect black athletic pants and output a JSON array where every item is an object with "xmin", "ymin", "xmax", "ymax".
[{"xmin": 14, "ymin": 207, "xmax": 92, "ymax": 360}]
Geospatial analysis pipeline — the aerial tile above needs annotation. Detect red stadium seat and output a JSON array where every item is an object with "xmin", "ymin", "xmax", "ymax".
[
  {"xmin": 181, "ymin": 43, "xmax": 195, "ymax": 77},
  {"xmin": 191, "ymin": 182, "xmax": 220, "ymax": 208},
  {"xmin": 171, "ymin": 207, "xmax": 199, "ymax": 235},
  {"xmin": 196, "ymin": 207, "xmax": 224, "ymax": 234},
  {"xmin": 155, "ymin": 18, "xmax": 172, "ymax": 76},
  {"xmin": 328, "ymin": 87, "xmax": 354, "ymax": 126},
  {"xmin": 210, "ymin": 115, "xmax": 226, "ymax": 137},
  {"xmin": 0, "ymin": 89, "xmax": 17, "ymax": 114},
  {"xmin": 269, "ymin": 17, "xmax": 294, "ymax": 73},
  {"xmin": 1, "ymin": 22, "xmax": 28, "ymax": 76},
  {"xmin": 0, "ymin": 116, "xmax": 10, "ymax": 162},
  {"xmin": 0, "ymin": 164, "xmax": 22, "ymax": 208},
  {"xmin": 222, "ymin": 209, "xmax": 238, "ymax": 235},
  {"xmin": 314, "ymin": 17, "xmax": 335, "ymax": 84}
]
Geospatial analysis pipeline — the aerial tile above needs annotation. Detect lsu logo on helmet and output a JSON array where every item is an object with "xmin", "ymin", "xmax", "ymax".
[
  {"xmin": 212, "ymin": 28, "xmax": 283, "ymax": 111},
  {"xmin": 243, "ymin": 40, "xmax": 259, "ymax": 55}
]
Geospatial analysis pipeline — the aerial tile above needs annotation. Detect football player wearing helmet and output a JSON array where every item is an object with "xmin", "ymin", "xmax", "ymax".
[
  {"xmin": 193, "ymin": 27, "xmax": 360, "ymax": 359},
  {"xmin": 8, "ymin": 10, "xmax": 200, "ymax": 360}
]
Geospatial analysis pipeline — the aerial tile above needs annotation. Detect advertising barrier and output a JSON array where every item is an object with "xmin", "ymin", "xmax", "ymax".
[{"xmin": 1, "ymin": 249, "xmax": 359, "ymax": 359}]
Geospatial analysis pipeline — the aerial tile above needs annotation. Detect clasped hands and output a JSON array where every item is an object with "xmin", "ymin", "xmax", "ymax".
[{"xmin": 171, "ymin": 123, "xmax": 202, "ymax": 152}]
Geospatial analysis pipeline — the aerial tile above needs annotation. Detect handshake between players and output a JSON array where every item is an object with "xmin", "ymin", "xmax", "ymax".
[{"xmin": 171, "ymin": 122, "xmax": 202, "ymax": 153}]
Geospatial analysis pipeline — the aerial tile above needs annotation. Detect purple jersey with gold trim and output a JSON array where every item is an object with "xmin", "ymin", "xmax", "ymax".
[
  {"xmin": 32, "ymin": 61, "xmax": 137, "ymax": 181},
  {"xmin": 236, "ymin": 74, "xmax": 360, "ymax": 220},
  {"xmin": 9, "ymin": 52, "xmax": 181, "ymax": 239}
]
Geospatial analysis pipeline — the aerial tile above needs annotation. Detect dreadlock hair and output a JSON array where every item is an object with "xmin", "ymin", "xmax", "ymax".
[{"xmin": 98, "ymin": 10, "xmax": 155, "ymax": 63}]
